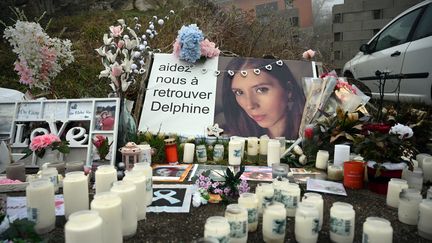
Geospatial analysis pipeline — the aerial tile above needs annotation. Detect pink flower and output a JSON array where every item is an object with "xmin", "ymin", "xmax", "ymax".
[
  {"xmin": 302, "ymin": 49, "xmax": 315, "ymax": 60},
  {"xmin": 336, "ymin": 78, "xmax": 357, "ymax": 94},
  {"xmin": 200, "ymin": 39, "xmax": 220, "ymax": 58},
  {"xmin": 93, "ymin": 135, "xmax": 106, "ymax": 148},
  {"xmin": 30, "ymin": 134, "xmax": 61, "ymax": 151},
  {"xmin": 117, "ymin": 40, "xmax": 125, "ymax": 49},
  {"xmin": 109, "ymin": 25, "xmax": 123, "ymax": 37},
  {"xmin": 304, "ymin": 125, "xmax": 314, "ymax": 140},
  {"xmin": 111, "ymin": 62, "xmax": 122, "ymax": 77},
  {"xmin": 172, "ymin": 39, "xmax": 181, "ymax": 57},
  {"xmin": 14, "ymin": 60, "xmax": 34, "ymax": 85}
]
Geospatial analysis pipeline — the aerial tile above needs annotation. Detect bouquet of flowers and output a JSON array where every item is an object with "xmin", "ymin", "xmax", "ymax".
[
  {"xmin": 22, "ymin": 133, "xmax": 70, "ymax": 159},
  {"xmin": 92, "ymin": 135, "xmax": 112, "ymax": 160},
  {"xmin": 3, "ymin": 20, "xmax": 74, "ymax": 91},
  {"xmin": 172, "ymin": 24, "xmax": 220, "ymax": 63}
]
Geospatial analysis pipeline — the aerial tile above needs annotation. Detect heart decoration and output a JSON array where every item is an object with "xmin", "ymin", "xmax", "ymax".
[
  {"xmin": 276, "ymin": 60, "xmax": 283, "ymax": 66},
  {"xmin": 228, "ymin": 70, "xmax": 235, "ymax": 76},
  {"xmin": 265, "ymin": 65, "xmax": 272, "ymax": 71},
  {"xmin": 214, "ymin": 70, "xmax": 221, "ymax": 76},
  {"xmin": 240, "ymin": 70, "xmax": 247, "ymax": 77},
  {"xmin": 253, "ymin": 69, "xmax": 261, "ymax": 75},
  {"xmin": 201, "ymin": 68, "xmax": 207, "ymax": 74}
]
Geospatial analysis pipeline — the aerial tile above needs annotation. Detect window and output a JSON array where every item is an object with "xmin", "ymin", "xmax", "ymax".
[
  {"xmin": 334, "ymin": 50, "xmax": 342, "ymax": 60},
  {"xmin": 255, "ymin": 2, "xmax": 278, "ymax": 17},
  {"xmin": 372, "ymin": 8, "xmax": 422, "ymax": 52},
  {"xmin": 373, "ymin": 9, "xmax": 383, "ymax": 19},
  {"xmin": 334, "ymin": 32, "xmax": 342, "ymax": 41},
  {"xmin": 412, "ymin": 4, "xmax": 432, "ymax": 41},
  {"xmin": 373, "ymin": 28, "xmax": 380, "ymax": 35},
  {"xmin": 291, "ymin": 17, "xmax": 299, "ymax": 27},
  {"xmin": 334, "ymin": 13, "xmax": 343, "ymax": 23},
  {"xmin": 284, "ymin": 0, "xmax": 294, "ymax": 8}
]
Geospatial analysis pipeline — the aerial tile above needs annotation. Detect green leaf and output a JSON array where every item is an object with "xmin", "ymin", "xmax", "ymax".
[{"xmin": 226, "ymin": 167, "xmax": 234, "ymax": 179}]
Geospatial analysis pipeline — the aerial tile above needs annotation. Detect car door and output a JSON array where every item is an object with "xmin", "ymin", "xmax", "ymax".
[
  {"xmin": 352, "ymin": 7, "xmax": 423, "ymax": 99},
  {"xmin": 400, "ymin": 4, "xmax": 432, "ymax": 104}
]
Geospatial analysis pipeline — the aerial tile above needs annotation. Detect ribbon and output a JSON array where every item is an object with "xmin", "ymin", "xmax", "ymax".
[{"xmin": 153, "ymin": 190, "xmax": 181, "ymax": 204}]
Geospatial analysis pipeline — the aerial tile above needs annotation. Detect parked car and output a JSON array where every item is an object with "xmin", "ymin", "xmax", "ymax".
[{"xmin": 343, "ymin": 0, "xmax": 432, "ymax": 104}]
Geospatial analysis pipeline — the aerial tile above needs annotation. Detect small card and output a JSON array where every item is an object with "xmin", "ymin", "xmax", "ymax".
[{"xmin": 306, "ymin": 178, "xmax": 347, "ymax": 196}]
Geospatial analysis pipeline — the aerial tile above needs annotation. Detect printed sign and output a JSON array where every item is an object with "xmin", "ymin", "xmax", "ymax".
[{"xmin": 147, "ymin": 184, "xmax": 194, "ymax": 213}]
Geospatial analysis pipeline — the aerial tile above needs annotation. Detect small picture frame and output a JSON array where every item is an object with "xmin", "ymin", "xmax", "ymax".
[
  {"xmin": 94, "ymin": 101, "xmax": 117, "ymax": 131},
  {"xmin": 152, "ymin": 164, "xmax": 193, "ymax": 182}
]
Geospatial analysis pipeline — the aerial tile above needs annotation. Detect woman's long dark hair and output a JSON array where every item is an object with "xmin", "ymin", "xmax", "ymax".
[{"xmin": 222, "ymin": 58, "xmax": 305, "ymax": 139}]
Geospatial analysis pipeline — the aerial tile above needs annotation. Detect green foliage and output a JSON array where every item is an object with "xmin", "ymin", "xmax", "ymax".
[{"xmin": 0, "ymin": 216, "xmax": 43, "ymax": 243}]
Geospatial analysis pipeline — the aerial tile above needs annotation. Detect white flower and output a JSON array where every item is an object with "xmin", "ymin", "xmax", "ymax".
[
  {"xmin": 95, "ymin": 46, "xmax": 106, "ymax": 57},
  {"xmin": 293, "ymin": 145, "xmax": 303, "ymax": 155},
  {"xmin": 299, "ymin": 154, "xmax": 307, "ymax": 165},
  {"xmin": 103, "ymin": 34, "xmax": 112, "ymax": 45},
  {"xmin": 389, "ymin": 123, "xmax": 413, "ymax": 139}
]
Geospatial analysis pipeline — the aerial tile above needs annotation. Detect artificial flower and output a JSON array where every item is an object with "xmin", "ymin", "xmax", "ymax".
[
  {"xmin": 389, "ymin": 123, "xmax": 413, "ymax": 140},
  {"xmin": 23, "ymin": 133, "xmax": 70, "ymax": 159},
  {"xmin": 200, "ymin": 39, "xmax": 220, "ymax": 58},
  {"xmin": 109, "ymin": 25, "xmax": 124, "ymax": 37},
  {"xmin": 302, "ymin": 49, "xmax": 315, "ymax": 60}
]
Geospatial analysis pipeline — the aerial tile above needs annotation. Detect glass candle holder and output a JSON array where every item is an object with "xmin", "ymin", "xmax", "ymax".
[
  {"xmin": 110, "ymin": 181, "xmax": 137, "ymax": 238},
  {"xmin": 164, "ymin": 138, "xmax": 178, "ymax": 164},
  {"xmin": 263, "ymin": 202, "xmax": 286, "ymax": 243},
  {"xmin": 238, "ymin": 193, "xmax": 259, "ymax": 232},
  {"xmin": 256, "ymin": 183, "xmax": 274, "ymax": 215},
  {"xmin": 362, "ymin": 217, "xmax": 393, "ymax": 243},
  {"xmin": 302, "ymin": 192, "xmax": 324, "ymax": 231},
  {"xmin": 272, "ymin": 163, "xmax": 289, "ymax": 179},
  {"xmin": 267, "ymin": 139, "xmax": 281, "ymax": 167},
  {"xmin": 327, "ymin": 163, "xmax": 343, "ymax": 181},
  {"xmin": 295, "ymin": 201, "xmax": 319, "ymax": 243},
  {"xmin": 65, "ymin": 210, "xmax": 103, "ymax": 243},
  {"xmin": 47, "ymin": 161, "xmax": 66, "ymax": 176},
  {"xmin": 386, "ymin": 178, "xmax": 408, "ymax": 208},
  {"xmin": 137, "ymin": 144, "xmax": 152, "ymax": 163},
  {"xmin": 229, "ymin": 140, "xmax": 242, "ymax": 166},
  {"xmin": 406, "ymin": 167, "xmax": 423, "ymax": 191},
  {"xmin": 224, "ymin": 204, "xmax": 248, "ymax": 243},
  {"xmin": 26, "ymin": 178, "xmax": 55, "ymax": 234},
  {"xmin": 196, "ymin": 144, "xmax": 207, "ymax": 163},
  {"xmin": 63, "ymin": 171, "xmax": 89, "ymax": 219},
  {"xmin": 203, "ymin": 216, "xmax": 230, "ymax": 243},
  {"xmin": 398, "ymin": 188, "xmax": 422, "ymax": 225},
  {"xmin": 330, "ymin": 202, "xmax": 355, "ymax": 243},
  {"xmin": 90, "ymin": 192, "xmax": 122, "ymax": 243},
  {"xmin": 133, "ymin": 162, "xmax": 153, "ymax": 206},
  {"xmin": 418, "ymin": 199, "xmax": 432, "ymax": 240},
  {"xmin": 123, "ymin": 170, "xmax": 147, "ymax": 221},
  {"xmin": 95, "ymin": 165, "xmax": 118, "ymax": 194},
  {"xmin": 40, "ymin": 167, "xmax": 59, "ymax": 192},
  {"xmin": 315, "ymin": 150, "xmax": 329, "ymax": 170},
  {"xmin": 213, "ymin": 144, "xmax": 224, "ymax": 162}
]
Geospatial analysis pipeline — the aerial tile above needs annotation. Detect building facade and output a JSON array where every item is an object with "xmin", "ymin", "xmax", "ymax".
[{"xmin": 332, "ymin": 0, "xmax": 422, "ymax": 71}]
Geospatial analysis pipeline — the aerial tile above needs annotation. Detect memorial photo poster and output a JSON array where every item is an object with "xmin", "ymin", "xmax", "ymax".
[{"xmin": 139, "ymin": 54, "xmax": 316, "ymax": 138}]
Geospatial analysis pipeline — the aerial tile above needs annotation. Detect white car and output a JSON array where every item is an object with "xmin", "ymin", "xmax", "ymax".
[{"xmin": 343, "ymin": 0, "xmax": 432, "ymax": 104}]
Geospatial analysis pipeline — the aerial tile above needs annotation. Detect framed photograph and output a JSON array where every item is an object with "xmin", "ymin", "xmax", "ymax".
[
  {"xmin": 94, "ymin": 101, "xmax": 117, "ymax": 131},
  {"xmin": 188, "ymin": 164, "xmax": 232, "ymax": 181},
  {"xmin": 152, "ymin": 164, "xmax": 193, "ymax": 182},
  {"xmin": 147, "ymin": 184, "xmax": 194, "ymax": 213},
  {"xmin": 240, "ymin": 166, "xmax": 273, "ymax": 181}
]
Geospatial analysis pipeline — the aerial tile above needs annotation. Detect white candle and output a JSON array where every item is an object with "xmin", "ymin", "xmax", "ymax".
[
  {"xmin": 224, "ymin": 204, "xmax": 248, "ymax": 243},
  {"xmin": 334, "ymin": 144, "xmax": 350, "ymax": 167},
  {"xmin": 327, "ymin": 164, "xmax": 343, "ymax": 181},
  {"xmin": 232, "ymin": 137, "xmax": 246, "ymax": 158},
  {"xmin": 267, "ymin": 139, "xmax": 281, "ymax": 167},
  {"xmin": 406, "ymin": 167, "xmax": 423, "ymax": 191},
  {"xmin": 26, "ymin": 178, "xmax": 56, "ymax": 234},
  {"xmin": 330, "ymin": 202, "xmax": 355, "ymax": 243},
  {"xmin": 65, "ymin": 210, "xmax": 103, "ymax": 243},
  {"xmin": 40, "ymin": 167, "xmax": 59, "ymax": 192},
  {"xmin": 203, "ymin": 216, "xmax": 230, "ymax": 243},
  {"xmin": 213, "ymin": 144, "xmax": 224, "ymax": 162},
  {"xmin": 398, "ymin": 188, "xmax": 422, "ymax": 225},
  {"xmin": 259, "ymin": 135, "xmax": 270, "ymax": 155},
  {"xmin": 302, "ymin": 192, "xmax": 324, "ymax": 231},
  {"xmin": 362, "ymin": 217, "xmax": 393, "ymax": 243},
  {"xmin": 255, "ymin": 183, "xmax": 274, "ymax": 215},
  {"xmin": 137, "ymin": 144, "xmax": 152, "ymax": 163},
  {"xmin": 263, "ymin": 202, "xmax": 286, "ymax": 243},
  {"xmin": 63, "ymin": 172, "xmax": 89, "ymax": 219},
  {"xmin": 386, "ymin": 178, "xmax": 408, "ymax": 208},
  {"xmin": 196, "ymin": 144, "xmax": 207, "ymax": 163},
  {"xmin": 133, "ymin": 162, "xmax": 153, "ymax": 206},
  {"xmin": 315, "ymin": 150, "xmax": 329, "ymax": 170},
  {"xmin": 95, "ymin": 165, "xmax": 117, "ymax": 194},
  {"xmin": 229, "ymin": 140, "xmax": 242, "ymax": 166},
  {"xmin": 110, "ymin": 181, "xmax": 137, "ymax": 237},
  {"xmin": 416, "ymin": 153, "xmax": 432, "ymax": 168},
  {"xmin": 422, "ymin": 157, "xmax": 432, "ymax": 182},
  {"xmin": 238, "ymin": 193, "xmax": 259, "ymax": 232},
  {"xmin": 247, "ymin": 137, "xmax": 259, "ymax": 156},
  {"xmin": 418, "ymin": 199, "xmax": 432, "ymax": 240},
  {"xmin": 90, "ymin": 192, "xmax": 122, "ymax": 243},
  {"xmin": 182, "ymin": 143, "xmax": 195, "ymax": 163},
  {"xmin": 295, "ymin": 201, "xmax": 319, "ymax": 243},
  {"xmin": 123, "ymin": 170, "xmax": 147, "ymax": 220},
  {"xmin": 275, "ymin": 137, "xmax": 286, "ymax": 156}
]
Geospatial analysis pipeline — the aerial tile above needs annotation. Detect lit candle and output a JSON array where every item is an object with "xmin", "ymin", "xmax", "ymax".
[
  {"xmin": 302, "ymin": 192, "xmax": 324, "ymax": 231},
  {"xmin": 255, "ymin": 183, "xmax": 274, "ymax": 215},
  {"xmin": 259, "ymin": 135, "xmax": 270, "ymax": 155},
  {"xmin": 196, "ymin": 144, "xmax": 207, "ymax": 163},
  {"xmin": 123, "ymin": 170, "xmax": 147, "ymax": 220},
  {"xmin": 263, "ymin": 202, "xmax": 286, "ymax": 243},
  {"xmin": 422, "ymin": 157, "xmax": 432, "ymax": 182},
  {"xmin": 224, "ymin": 204, "xmax": 248, "ymax": 243},
  {"xmin": 416, "ymin": 153, "xmax": 431, "ymax": 168},
  {"xmin": 334, "ymin": 144, "xmax": 350, "ymax": 167},
  {"xmin": 295, "ymin": 201, "xmax": 319, "ymax": 243},
  {"xmin": 63, "ymin": 172, "xmax": 89, "ymax": 219},
  {"xmin": 65, "ymin": 210, "xmax": 103, "ymax": 243},
  {"xmin": 183, "ymin": 143, "xmax": 195, "ymax": 163},
  {"xmin": 406, "ymin": 167, "xmax": 423, "ymax": 191},
  {"xmin": 247, "ymin": 137, "xmax": 259, "ymax": 156},
  {"xmin": 386, "ymin": 178, "xmax": 408, "ymax": 208},
  {"xmin": 90, "ymin": 192, "xmax": 122, "ymax": 243},
  {"xmin": 213, "ymin": 144, "xmax": 224, "ymax": 162},
  {"xmin": 238, "ymin": 193, "xmax": 259, "ymax": 232},
  {"xmin": 110, "ymin": 181, "xmax": 137, "ymax": 238},
  {"xmin": 362, "ymin": 217, "xmax": 393, "ymax": 243},
  {"xmin": 398, "ymin": 188, "xmax": 422, "ymax": 225},
  {"xmin": 203, "ymin": 216, "xmax": 230, "ymax": 243},
  {"xmin": 418, "ymin": 199, "xmax": 432, "ymax": 240},
  {"xmin": 40, "ymin": 167, "xmax": 59, "ymax": 192},
  {"xmin": 327, "ymin": 164, "xmax": 343, "ymax": 181},
  {"xmin": 6, "ymin": 162, "xmax": 26, "ymax": 182},
  {"xmin": 65, "ymin": 161, "xmax": 84, "ymax": 174},
  {"xmin": 229, "ymin": 140, "xmax": 242, "ymax": 166},
  {"xmin": 95, "ymin": 165, "xmax": 117, "ymax": 194},
  {"xmin": 315, "ymin": 150, "xmax": 329, "ymax": 170},
  {"xmin": 137, "ymin": 144, "xmax": 152, "ymax": 164},
  {"xmin": 133, "ymin": 162, "xmax": 153, "ymax": 206},
  {"xmin": 26, "ymin": 178, "xmax": 56, "ymax": 234},
  {"xmin": 330, "ymin": 202, "xmax": 355, "ymax": 243},
  {"xmin": 267, "ymin": 139, "xmax": 281, "ymax": 167}
]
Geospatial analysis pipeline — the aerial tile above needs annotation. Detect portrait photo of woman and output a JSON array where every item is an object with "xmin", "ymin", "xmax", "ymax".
[{"xmin": 215, "ymin": 57, "xmax": 306, "ymax": 139}]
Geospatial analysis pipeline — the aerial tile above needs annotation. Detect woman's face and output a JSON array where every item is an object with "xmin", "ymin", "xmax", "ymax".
[
  {"xmin": 157, "ymin": 168, "xmax": 171, "ymax": 177},
  {"xmin": 231, "ymin": 72, "xmax": 288, "ymax": 135}
]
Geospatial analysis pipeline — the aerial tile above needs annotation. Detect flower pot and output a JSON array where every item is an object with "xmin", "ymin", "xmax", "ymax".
[
  {"xmin": 344, "ymin": 161, "xmax": 365, "ymax": 189},
  {"xmin": 367, "ymin": 166, "xmax": 403, "ymax": 194},
  {"xmin": 37, "ymin": 148, "xmax": 61, "ymax": 168}
]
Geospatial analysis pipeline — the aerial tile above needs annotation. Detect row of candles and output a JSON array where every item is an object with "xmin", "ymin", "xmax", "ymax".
[
  {"xmin": 203, "ymin": 178, "xmax": 394, "ymax": 243},
  {"xmin": 25, "ymin": 162, "xmax": 153, "ymax": 242}
]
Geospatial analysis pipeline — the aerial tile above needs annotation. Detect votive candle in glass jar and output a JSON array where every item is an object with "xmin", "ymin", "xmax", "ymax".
[
  {"xmin": 259, "ymin": 135, "xmax": 269, "ymax": 155},
  {"xmin": 273, "ymin": 181, "xmax": 300, "ymax": 217},
  {"xmin": 302, "ymin": 192, "xmax": 324, "ymax": 231},
  {"xmin": 203, "ymin": 216, "xmax": 230, "ymax": 243},
  {"xmin": 256, "ymin": 183, "xmax": 274, "ymax": 215},
  {"xmin": 224, "ymin": 204, "xmax": 248, "ymax": 243},
  {"xmin": 65, "ymin": 210, "xmax": 103, "ymax": 243},
  {"xmin": 398, "ymin": 188, "xmax": 422, "ymax": 225},
  {"xmin": 295, "ymin": 201, "xmax": 319, "ymax": 243},
  {"xmin": 315, "ymin": 150, "xmax": 329, "ymax": 170},
  {"xmin": 137, "ymin": 144, "xmax": 152, "ymax": 164},
  {"xmin": 213, "ymin": 144, "xmax": 224, "ymax": 162},
  {"xmin": 330, "ymin": 202, "xmax": 355, "ymax": 243},
  {"xmin": 133, "ymin": 162, "xmax": 153, "ymax": 206},
  {"xmin": 196, "ymin": 144, "xmax": 207, "ymax": 163},
  {"xmin": 123, "ymin": 170, "xmax": 147, "ymax": 221},
  {"xmin": 334, "ymin": 144, "xmax": 350, "ymax": 167},
  {"xmin": 63, "ymin": 171, "xmax": 89, "ymax": 219},
  {"xmin": 182, "ymin": 143, "xmax": 195, "ymax": 163},
  {"xmin": 272, "ymin": 163, "xmax": 289, "ymax": 179},
  {"xmin": 110, "ymin": 181, "xmax": 137, "ymax": 238},
  {"xmin": 26, "ymin": 178, "xmax": 55, "ymax": 234},
  {"xmin": 229, "ymin": 140, "xmax": 242, "ymax": 166},
  {"xmin": 362, "ymin": 217, "xmax": 393, "ymax": 243},
  {"xmin": 47, "ymin": 161, "xmax": 66, "ymax": 176},
  {"xmin": 275, "ymin": 137, "xmax": 286, "ymax": 155},
  {"xmin": 422, "ymin": 157, "xmax": 432, "ymax": 182},
  {"xmin": 418, "ymin": 199, "xmax": 432, "ymax": 240},
  {"xmin": 164, "ymin": 138, "xmax": 178, "ymax": 164},
  {"xmin": 40, "ymin": 167, "xmax": 59, "ymax": 192},
  {"xmin": 267, "ymin": 139, "xmax": 281, "ymax": 167},
  {"xmin": 327, "ymin": 163, "xmax": 343, "ymax": 181},
  {"xmin": 95, "ymin": 165, "xmax": 117, "ymax": 194},
  {"xmin": 386, "ymin": 178, "xmax": 408, "ymax": 208},
  {"xmin": 238, "ymin": 193, "xmax": 259, "ymax": 232},
  {"xmin": 263, "ymin": 202, "xmax": 286, "ymax": 243},
  {"xmin": 90, "ymin": 192, "xmax": 122, "ymax": 243},
  {"xmin": 247, "ymin": 137, "xmax": 259, "ymax": 156},
  {"xmin": 416, "ymin": 153, "xmax": 432, "ymax": 168},
  {"xmin": 406, "ymin": 167, "xmax": 423, "ymax": 191}
]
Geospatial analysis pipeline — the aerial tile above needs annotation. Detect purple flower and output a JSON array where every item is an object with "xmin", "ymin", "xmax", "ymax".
[
  {"xmin": 199, "ymin": 181, "xmax": 207, "ymax": 189},
  {"xmin": 214, "ymin": 188, "xmax": 223, "ymax": 195},
  {"xmin": 238, "ymin": 180, "xmax": 250, "ymax": 194},
  {"xmin": 223, "ymin": 187, "xmax": 231, "ymax": 195},
  {"xmin": 199, "ymin": 175, "xmax": 205, "ymax": 181}
]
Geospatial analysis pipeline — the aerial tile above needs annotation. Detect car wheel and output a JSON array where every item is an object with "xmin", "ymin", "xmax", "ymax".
[{"xmin": 344, "ymin": 71, "xmax": 372, "ymax": 97}]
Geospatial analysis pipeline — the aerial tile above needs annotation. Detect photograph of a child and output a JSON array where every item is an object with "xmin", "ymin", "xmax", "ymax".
[
  {"xmin": 95, "ymin": 102, "xmax": 116, "ymax": 131},
  {"xmin": 152, "ymin": 164, "xmax": 193, "ymax": 182},
  {"xmin": 215, "ymin": 57, "xmax": 312, "ymax": 139}
]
